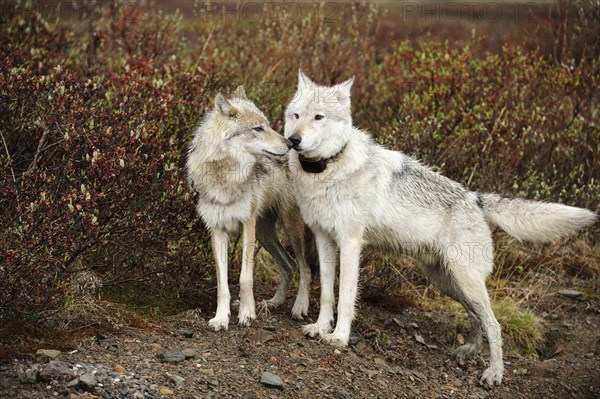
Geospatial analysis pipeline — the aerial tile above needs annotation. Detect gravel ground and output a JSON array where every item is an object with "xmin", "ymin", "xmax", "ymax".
[{"xmin": 1, "ymin": 281, "xmax": 599, "ymax": 399}]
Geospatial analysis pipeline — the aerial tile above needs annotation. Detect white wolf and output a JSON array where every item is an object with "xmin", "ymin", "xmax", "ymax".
[
  {"xmin": 284, "ymin": 71, "xmax": 597, "ymax": 385},
  {"xmin": 186, "ymin": 86, "xmax": 312, "ymax": 330}
]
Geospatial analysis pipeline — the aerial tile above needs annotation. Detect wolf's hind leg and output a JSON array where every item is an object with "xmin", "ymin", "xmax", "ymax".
[
  {"xmin": 283, "ymin": 208, "xmax": 313, "ymax": 320},
  {"xmin": 422, "ymin": 251, "xmax": 504, "ymax": 386},
  {"xmin": 256, "ymin": 211, "xmax": 295, "ymax": 307}
]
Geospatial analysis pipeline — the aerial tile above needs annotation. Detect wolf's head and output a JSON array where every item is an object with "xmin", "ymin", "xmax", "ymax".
[
  {"xmin": 284, "ymin": 70, "xmax": 354, "ymax": 158},
  {"xmin": 210, "ymin": 86, "xmax": 292, "ymax": 158}
]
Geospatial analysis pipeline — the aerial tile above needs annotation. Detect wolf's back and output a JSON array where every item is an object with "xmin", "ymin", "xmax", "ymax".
[{"xmin": 480, "ymin": 193, "xmax": 596, "ymax": 241}]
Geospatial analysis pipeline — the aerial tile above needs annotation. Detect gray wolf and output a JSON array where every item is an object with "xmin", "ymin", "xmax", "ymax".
[
  {"xmin": 284, "ymin": 71, "xmax": 597, "ymax": 385},
  {"xmin": 186, "ymin": 86, "xmax": 312, "ymax": 330}
]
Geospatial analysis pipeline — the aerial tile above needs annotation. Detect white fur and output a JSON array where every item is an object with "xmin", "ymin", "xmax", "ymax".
[
  {"xmin": 284, "ymin": 71, "xmax": 597, "ymax": 386},
  {"xmin": 187, "ymin": 88, "xmax": 313, "ymax": 330}
]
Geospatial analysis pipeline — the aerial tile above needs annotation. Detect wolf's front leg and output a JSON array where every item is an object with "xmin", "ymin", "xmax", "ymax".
[
  {"xmin": 303, "ymin": 229, "xmax": 337, "ymax": 338},
  {"xmin": 209, "ymin": 229, "xmax": 230, "ymax": 331},
  {"xmin": 238, "ymin": 216, "xmax": 257, "ymax": 327},
  {"xmin": 323, "ymin": 230, "xmax": 363, "ymax": 347}
]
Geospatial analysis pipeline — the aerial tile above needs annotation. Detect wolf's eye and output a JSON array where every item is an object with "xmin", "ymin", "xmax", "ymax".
[
  {"xmin": 315, "ymin": 114, "xmax": 324, "ymax": 120},
  {"xmin": 253, "ymin": 126, "xmax": 264, "ymax": 132},
  {"xmin": 294, "ymin": 113, "xmax": 299, "ymax": 119}
]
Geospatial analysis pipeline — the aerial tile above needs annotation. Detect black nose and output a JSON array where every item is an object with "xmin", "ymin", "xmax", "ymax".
[
  {"xmin": 285, "ymin": 139, "xmax": 294, "ymax": 149},
  {"xmin": 288, "ymin": 133, "xmax": 302, "ymax": 147}
]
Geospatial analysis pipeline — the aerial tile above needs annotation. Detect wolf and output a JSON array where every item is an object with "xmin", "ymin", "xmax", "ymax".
[
  {"xmin": 283, "ymin": 70, "xmax": 597, "ymax": 385},
  {"xmin": 186, "ymin": 86, "xmax": 312, "ymax": 331}
]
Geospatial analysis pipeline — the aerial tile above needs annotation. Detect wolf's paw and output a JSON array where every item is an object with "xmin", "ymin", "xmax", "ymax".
[
  {"xmin": 323, "ymin": 331, "xmax": 349, "ymax": 347},
  {"xmin": 237, "ymin": 307, "xmax": 256, "ymax": 327},
  {"xmin": 480, "ymin": 364, "xmax": 504, "ymax": 386},
  {"xmin": 208, "ymin": 316, "xmax": 229, "ymax": 331},
  {"xmin": 291, "ymin": 297, "xmax": 309, "ymax": 320},
  {"xmin": 453, "ymin": 343, "xmax": 480, "ymax": 361},
  {"xmin": 302, "ymin": 322, "xmax": 332, "ymax": 338},
  {"xmin": 266, "ymin": 294, "xmax": 285, "ymax": 308}
]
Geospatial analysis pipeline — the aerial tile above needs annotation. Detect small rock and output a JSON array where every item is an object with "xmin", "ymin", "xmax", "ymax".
[
  {"xmin": 166, "ymin": 372, "xmax": 185, "ymax": 388},
  {"xmin": 181, "ymin": 349, "xmax": 196, "ymax": 359},
  {"xmin": 559, "ymin": 289, "xmax": 585, "ymax": 299},
  {"xmin": 112, "ymin": 364, "xmax": 126, "ymax": 373},
  {"xmin": 452, "ymin": 378, "xmax": 463, "ymax": 387},
  {"xmin": 177, "ymin": 330, "xmax": 194, "ymax": 339},
  {"xmin": 158, "ymin": 352, "xmax": 185, "ymax": 363},
  {"xmin": 456, "ymin": 333, "xmax": 465, "ymax": 345},
  {"xmin": 79, "ymin": 373, "xmax": 96, "ymax": 390},
  {"xmin": 354, "ymin": 341, "xmax": 367, "ymax": 355},
  {"xmin": 260, "ymin": 371, "xmax": 284, "ymax": 389},
  {"xmin": 411, "ymin": 370, "xmax": 427, "ymax": 381},
  {"xmin": 39, "ymin": 361, "xmax": 75, "ymax": 380},
  {"xmin": 133, "ymin": 392, "xmax": 145, "ymax": 399},
  {"xmin": 414, "ymin": 334, "xmax": 426, "ymax": 345},
  {"xmin": 18, "ymin": 366, "xmax": 40, "ymax": 383},
  {"xmin": 66, "ymin": 378, "xmax": 80, "ymax": 388},
  {"xmin": 36, "ymin": 349, "xmax": 61, "ymax": 359},
  {"xmin": 348, "ymin": 334, "xmax": 360, "ymax": 345},
  {"xmin": 159, "ymin": 387, "xmax": 174, "ymax": 395},
  {"xmin": 392, "ymin": 318, "xmax": 405, "ymax": 329},
  {"xmin": 208, "ymin": 378, "xmax": 219, "ymax": 387}
]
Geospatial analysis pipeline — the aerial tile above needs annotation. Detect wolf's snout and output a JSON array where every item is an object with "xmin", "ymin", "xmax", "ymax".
[
  {"xmin": 285, "ymin": 138, "xmax": 294, "ymax": 149},
  {"xmin": 288, "ymin": 133, "xmax": 302, "ymax": 148}
]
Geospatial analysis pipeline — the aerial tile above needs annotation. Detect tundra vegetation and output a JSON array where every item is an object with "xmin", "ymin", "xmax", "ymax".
[{"xmin": 0, "ymin": 1, "xmax": 598, "ymax": 359}]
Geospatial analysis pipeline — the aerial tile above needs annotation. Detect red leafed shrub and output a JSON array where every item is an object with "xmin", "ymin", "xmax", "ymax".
[
  {"xmin": 0, "ymin": 1, "xmax": 598, "ymax": 320},
  {"xmin": 0, "ymin": 3, "xmax": 216, "ymax": 317}
]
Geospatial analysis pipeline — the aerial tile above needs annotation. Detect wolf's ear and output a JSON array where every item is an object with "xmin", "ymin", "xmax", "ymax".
[
  {"xmin": 214, "ymin": 93, "xmax": 238, "ymax": 117},
  {"xmin": 233, "ymin": 85, "xmax": 248, "ymax": 101},
  {"xmin": 334, "ymin": 76, "xmax": 355, "ymax": 106},
  {"xmin": 298, "ymin": 69, "xmax": 315, "ymax": 89}
]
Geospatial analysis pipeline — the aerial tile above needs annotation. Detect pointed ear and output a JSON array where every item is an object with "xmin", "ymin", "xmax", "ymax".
[
  {"xmin": 298, "ymin": 69, "xmax": 315, "ymax": 89},
  {"xmin": 214, "ymin": 93, "xmax": 238, "ymax": 117},
  {"xmin": 334, "ymin": 76, "xmax": 355, "ymax": 106},
  {"xmin": 233, "ymin": 85, "xmax": 248, "ymax": 101}
]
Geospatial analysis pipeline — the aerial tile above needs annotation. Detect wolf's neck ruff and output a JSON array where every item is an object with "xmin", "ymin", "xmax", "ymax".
[{"xmin": 298, "ymin": 144, "xmax": 347, "ymax": 173}]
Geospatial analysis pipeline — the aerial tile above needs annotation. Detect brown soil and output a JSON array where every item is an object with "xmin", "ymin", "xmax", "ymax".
[{"xmin": 1, "ymin": 278, "xmax": 599, "ymax": 399}]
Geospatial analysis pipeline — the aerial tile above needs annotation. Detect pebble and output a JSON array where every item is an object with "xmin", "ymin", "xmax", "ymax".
[
  {"xmin": 159, "ymin": 387, "xmax": 174, "ymax": 395},
  {"xmin": 66, "ymin": 378, "xmax": 80, "ymax": 388},
  {"xmin": 166, "ymin": 372, "xmax": 185, "ymax": 388},
  {"xmin": 112, "ymin": 364, "xmax": 127, "ymax": 373},
  {"xmin": 452, "ymin": 378, "xmax": 463, "ymax": 387},
  {"xmin": 158, "ymin": 352, "xmax": 186, "ymax": 363},
  {"xmin": 414, "ymin": 334, "xmax": 426, "ymax": 345},
  {"xmin": 181, "ymin": 349, "xmax": 196, "ymax": 359},
  {"xmin": 177, "ymin": 330, "xmax": 194, "ymax": 338},
  {"xmin": 260, "ymin": 371, "xmax": 284, "ymax": 389},
  {"xmin": 411, "ymin": 370, "xmax": 427, "ymax": 381},
  {"xmin": 79, "ymin": 373, "xmax": 96, "ymax": 390},
  {"xmin": 18, "ymin": 366, "xmax": 40, "ymax": 383},
  {"xmin": 39, "ymin": 361, "xmax": 76, "ymax": 380}
]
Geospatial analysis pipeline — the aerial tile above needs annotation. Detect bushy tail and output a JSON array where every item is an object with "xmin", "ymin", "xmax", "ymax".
[{"xmin": 481, "ymin": 193, "xmax": 597, "ymax": 242}]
